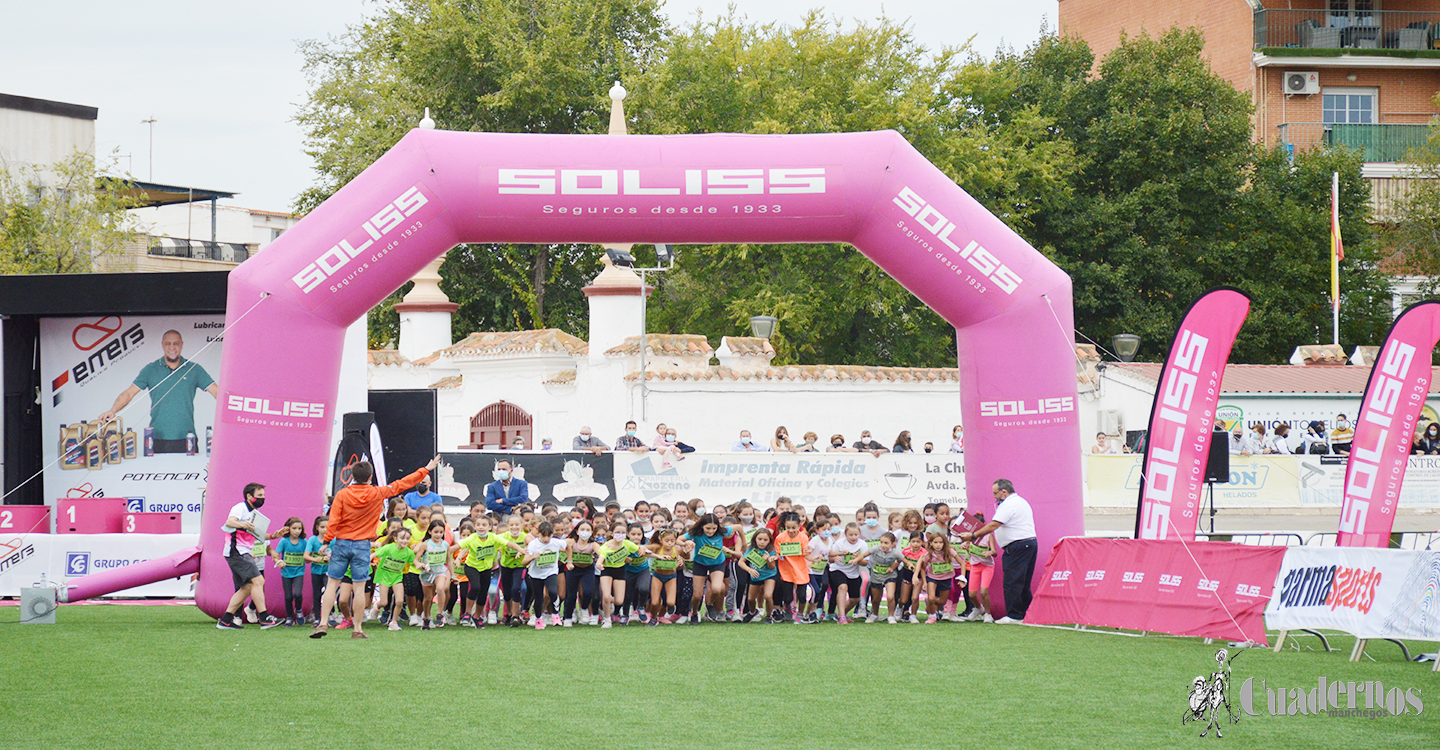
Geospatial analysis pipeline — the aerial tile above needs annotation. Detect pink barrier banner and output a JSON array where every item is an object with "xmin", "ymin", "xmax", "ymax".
[
  {"xmin": 1027, "ymin": 537, "xmax": 1284, "ymax": 644},
  {"xmin": 1338, "ymin": 301, "xmax": 1440, "ymax": 547},
  {"xmin": 1135, "ymin": 288, "xmax": 1250, "ymax": 540}
]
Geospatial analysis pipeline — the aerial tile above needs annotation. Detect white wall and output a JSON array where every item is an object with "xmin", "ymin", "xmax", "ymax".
[
  {"xmin": 128, "ymin": 203, "xmax": 297, "ymax": 248},
  {"xmin": 0, "ymin": 106, "xmax": 95, "ymax": 184}
]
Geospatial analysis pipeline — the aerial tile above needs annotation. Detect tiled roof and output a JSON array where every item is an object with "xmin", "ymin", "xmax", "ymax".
[
  {"xmin": 428, "ymin": 375, "xmax": 463, "ymax": 389},
  {"xmin": 625, "ymin": 364, "xmax": 958, "ymax": 383},
  {"xmin": 432, "ymin": 329, "xmax": 588, "ymax": 360},
  {"xmin": 367, "ymin": 349, "xmax": 409, "ymax": 366},
  {"xmin": 1111, "ymin": 362, "xmax": 1440, "ymax": 395},
  {"xmin": 604, "ymin": 333, "xmax": 713, "ymax": 357},
  {"xmin": 721, "ymin": 337, "xmax": 775, "ymax": 356},
  {"xmin": 543, "ymin": 369, "xmax": 576, "ymax": 385}
]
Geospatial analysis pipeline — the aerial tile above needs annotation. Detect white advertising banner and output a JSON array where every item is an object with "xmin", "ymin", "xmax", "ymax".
[
  {"xmin": 0, "ymin": 533, "xmax": 198, "ymax": 597},
  {"xmin": 1264, "ymin": 546, "xmax": 1440, "ymax": 641},
  {"xmin": 611, "ymin": 451, "xmax": 965, "ymax": 513},
  {"xmin": 40, "ymin": 315, "xmax": 225, "ymax": 532}
]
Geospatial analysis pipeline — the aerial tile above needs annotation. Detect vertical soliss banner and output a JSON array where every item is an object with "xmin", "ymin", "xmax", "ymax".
[
  {"xmin": 1337, "ymin": 301, "xmax": 1440, "ymax": 547},
  {"xmin": 1136, "ymin": 288, "xmax": 1251, "ymax": 540},
  {"xmin": 40, "ymin": 315, "xmax": 224, "ymax": 532}
]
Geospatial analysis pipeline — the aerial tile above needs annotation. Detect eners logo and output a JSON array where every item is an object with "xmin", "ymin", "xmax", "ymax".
[
  {"xmin": 1339, "ymin": 340, "xmax": 1418, "ymax": 536},
  {"xmin": 497, "ymin": 167, "xmax": 827, "ymax": 196},
  {"xmin": 292, "ymin": 186, "xmax": 429, "ymax": 294},
  {"xmin": 891, "ymin": 186, "xmax": 1023, "ymax": 294}
]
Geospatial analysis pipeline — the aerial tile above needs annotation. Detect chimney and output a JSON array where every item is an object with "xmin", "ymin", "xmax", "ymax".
[
  {"xmin": 715, "ymin": 336, "xmax": 775, "ymax": 374},
  {"xmin": 394, "ymin": 252, "xmax": 457, "ymax": 361},
  {"xmin": 1289, "ymin": 344, "xmax": 1347, "ymax": 366},
  {"xmin": 583, "ymin": 256, "xmax": 651, "ymax": 365}
]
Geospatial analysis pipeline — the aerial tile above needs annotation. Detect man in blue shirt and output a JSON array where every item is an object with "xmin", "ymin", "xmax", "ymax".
[
  {"xmin": 99, "ymin": 330, "xmax": 216, "ymax": 453},
  {"xmin": 484, "ymin": 458, "xmax": 529, "ymax": 512},
  {"xmin": 404, "ymin": 476, "xmax": 437, "ymax": 509}
]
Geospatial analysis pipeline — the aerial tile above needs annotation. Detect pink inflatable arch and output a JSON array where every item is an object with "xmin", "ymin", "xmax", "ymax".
[{"xmin": 66, "ymin": 129, "xmax": 1083, "ymax": 616}]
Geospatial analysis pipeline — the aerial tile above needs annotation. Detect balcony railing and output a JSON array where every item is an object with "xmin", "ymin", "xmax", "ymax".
[
  {"xmin": 1275, "ymin": 122, "xmax": 1430, "ymax": 162},
  {"xmin": 1255, "ymin": 9, "xmax": 1440, "ymax": 51},
  {"xmin": 147, "ymin": 237, "xmax": 250, "ymax": 263}
]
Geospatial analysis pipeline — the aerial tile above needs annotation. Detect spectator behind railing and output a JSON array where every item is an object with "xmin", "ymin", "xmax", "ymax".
[
  {"xmin": 1330, "ymin": 414, "xmax": 1354, "ymax": 455},
  {"xmin": 796, "ymin": 431, "xmax": 820, "ymax": 452},
  {"xmin": 770, "ymin": 426, "xmax": 797, "ymax": 453},
  {"xmin": 614, "ymin": 420, "xmax": 649, "ymax": 453},
  {"xmin": 1303, "ymin": 421, "xmax": 1329, "ymax": 455},
  {"xmin": 892, "ymin": 430, "xmax": 914, "ymax": 454},
  {"xmin": 1229, "ymin": 426, "xmax": 1247, "ymax": 456},
  {"xmin": 731, "ymin": 429, "xmax": 769, "ymax": 452},
  {"xmin": 1090, "ymin": 432, "xmax": 1121, "ymax": 455},
  {"xmin": 653, "ymin": 425, "xmax": 683, "ymax": 465},
  {"xmin": 1271, "ymin": 424, "xmax": 1293, "ymax": 455},
  {"xmin": 572, "ymin": 426, "xmax": 608, "ymax": 456},
  {"xmin": 828, "ymin": 434, "xmax": 857, "ymax": 452},
  {"xmin": 665, "ymin": 427, "xmax": 695, "ymax": 455},
  {"xmin": 853, "ymin": 430, "xmax": 888, "ymax": 457},
  {"xmin": 950, "ymin": 425, "xmax": 964, "ymax": 453},
  {"xmin": 1418, "ymin": 422, "xmax": 1440, "ymax": 455},
  {"xmin": 1242, "ymin": 423, "xmax": 1269, "ymax": 455}
]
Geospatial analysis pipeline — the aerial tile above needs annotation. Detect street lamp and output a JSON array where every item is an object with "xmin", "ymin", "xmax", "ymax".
[
  {"xmin": 1112, "ymin": 333, "xmax": 1140, "ymax": 362},
  {"xmin": 749, "ymin": 315, "xmax": 778, "ymax": 339}
]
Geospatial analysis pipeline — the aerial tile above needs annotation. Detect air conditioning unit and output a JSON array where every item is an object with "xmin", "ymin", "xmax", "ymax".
[{"xmin": 1284, "ymin": 71, "xmax": 1320, "ymax": 95}]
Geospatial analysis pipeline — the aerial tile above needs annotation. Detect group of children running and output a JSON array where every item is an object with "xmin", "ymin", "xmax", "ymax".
[{"xmin": 259, "ymin": 495, "xmax": 998, "ymax": 631}]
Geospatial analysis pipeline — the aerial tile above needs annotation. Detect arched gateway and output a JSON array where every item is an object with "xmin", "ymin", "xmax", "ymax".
[{"xmin": 66, "ymin": 129, "xmax": 1084, "ymax": 616}]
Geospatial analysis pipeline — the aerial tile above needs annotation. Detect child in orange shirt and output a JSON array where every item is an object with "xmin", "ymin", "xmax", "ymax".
[{"xmin": 772, "ymin": 511, "xmax": 810, "ymax": 624}]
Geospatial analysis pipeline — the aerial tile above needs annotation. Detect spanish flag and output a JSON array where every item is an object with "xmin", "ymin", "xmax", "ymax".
[{"xmin": 1331, "ymin": 171, "xmax": 1343, "ymax": 311}]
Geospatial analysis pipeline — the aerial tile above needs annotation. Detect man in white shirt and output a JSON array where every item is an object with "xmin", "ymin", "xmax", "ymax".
[
  {"xmin": 217, "ymin": 482, "xmax": 281, "ymax": 630},
  {"xmin": 959, "ymin": 478, "xmax": 1037, "ymax": 624},
  {"xmin": 730, "ymin": 430, "xmax": 769, "ymax": 452}
]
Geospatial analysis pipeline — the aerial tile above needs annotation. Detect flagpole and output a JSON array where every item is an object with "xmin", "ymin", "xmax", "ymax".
[{"xmin": 1332, "ymin": 171, "xmax": 1341, "ymax": 346}]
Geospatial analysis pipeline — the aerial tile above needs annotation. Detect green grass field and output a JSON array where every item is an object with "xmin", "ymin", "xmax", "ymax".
[{"xmin": 0, "ymin": 605, "xmax": 1434, "ymax": 749}]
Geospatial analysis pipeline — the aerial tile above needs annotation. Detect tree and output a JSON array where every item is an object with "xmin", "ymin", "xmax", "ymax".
[
  {"xmin": 632, "ymin": 12, "xmax": 1078, "ymax": 366},
  {"xmin": 1391, "ymin": 98, "xmax": 1440, "ymax": 292},
  {"xmin": 0, "ymin": 151, "xmax": 140, "ymax": 274},
  {"xmin": 295, "ymin": 0, "xmax": 667, "ymax": 348}
]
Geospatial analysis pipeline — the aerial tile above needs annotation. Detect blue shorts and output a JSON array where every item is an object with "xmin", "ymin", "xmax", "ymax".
[
  {"xmin": 690, "ymin": 561, "xmax": 727, "ymax": 579},
  {"xmin": 328, "ymin": 538, "xmax": 373, "ymax": 582}
]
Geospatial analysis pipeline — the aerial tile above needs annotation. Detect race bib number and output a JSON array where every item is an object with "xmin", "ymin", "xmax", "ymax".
[
  {"xmin": 779, "ymin": 542, "xmax": 802, "ymax": 556},
  {"xmin": 698, "ymin": 544, "xmax": 723, "ymax": 562},
  {"xmin": 468, "ymin": 546, "xmax": 496, "ymax": 568},
  {"xmin": 967, "ymin": 544, "xmax": 989, "ymax": 557},
  {"xmin": 426, "ymin": 550, "xmax": 447, "ymax": 566},
  {"xmin": 810, "ymin": 559, "xmax": 826, "ymax": 572},
  {"xmin": 744, "ymin": 549, "xmax": 767, "ymax": 569},
  {"xmin": 380, "ymin": 557, "xmax": 407, "ymax": 573},
  {"xmin": 282, "ymin": 552, "xmax": 305, "ymax": 567},
  {"xmin": 605, "ymin": 548, "xmax": 630, "ymax": 567},
  {"xmin": 252, "ymin": 542, "xmax": 267, "ymax": 558},
  {"xmin": 571, "ymin": 552, "xmax": 595, "ymax": 566},
  {"xmin": 652, "ymin": 558, "xmax": 679, "ymax": 572},
  {"xmin": 536, "ymin": 550, "xmax": 559, "ymax": 568},
  {"xmin": 871, "ymin": 562, "xmax": 895, "ymax": 576},
  {"xmin": 843, "ymin": 553, "xmax": 855, "ymax": 564},
  {"xmin": 930, "ymin": 562, "xmax": 954, "ymax": 576},
  {"xmin": 866, "ymin": 539, "xmax": 882, "ymax": 549}
]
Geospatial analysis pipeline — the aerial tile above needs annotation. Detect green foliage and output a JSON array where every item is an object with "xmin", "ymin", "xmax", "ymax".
[
  {"xmin": 296, "ymin": 0, "xmax": 666, "ymax": 349},
  {"xmin": 1392, "ymin": 98, "xmax": 1440, "ymax": 294},
  {"xmin": 0, "ymin": 151, "xmax": 140, "ymax": 274}
]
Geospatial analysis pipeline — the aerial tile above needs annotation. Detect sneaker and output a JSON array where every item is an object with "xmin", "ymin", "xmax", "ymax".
[
  {"xmin": 535, "ymin": 618, "xmax": 546, "ymax": 630},
  {"xmin": 887, "ymin": 615, "xmax": 898, "ymax": 624},
  {"xmin": 308, "ymin": 624, "xmax": 327, "ymax": 638},
  {"xmin": 388, "ymin": 621, "xmax": 401, "ymax": 631},
  {"xmin": 926, "ymin": 615, "xmax": 938, "ymax": 624},
  {"xmin": 217, "ymin": 616, "xmax": 243, "ymax": 631},
  {"xmin": 619, "ymin": 615, "xmax": 629, "ymax": 626},
  {"xmin": 943, "ymin": 613, "xmax": 962, "ymax": 623},
  {"xmin": 690, "ymin": 613, "xmax": 701, "ymax": 625},
  {"xmin": 647, "ymin": 617, "xmax": 659, "ymax": 626},
  {"xmin": 982, "ymin": 613, "xmax": 995, "ymax": 624},
  {"xmin": 552, "ymin": 614, "xmax": 563, "ymax": 627},
  {"xmin": 351, "ymin": 630, "xmax": 369, "ymax": 639},
  {"xmin": 865, "ymin": 614, "xmax": 878, "ymax": 624},
  {"xmin": 422, "ymin": 619, "xmax": 431, "ymax": 631},
  {"xmin": 259, "ymin": 615, "xmax": 282, "ymax": 630},
  {"xmin": 281, "ymin": 617, "xmax": 295, "ymax": 627},
  {"xmin": 741, "ymin": 612, "xmax": 755, "ymax": 624},
  {"xmin": 837, "ymin": 615, "xmax": 850, "ymax": 625},
  {"xmin": 563, "ymin": 618, "xmax": 574, "ymax": 628},
  {"xmin": 995, "ymin": 616, "xmax": 1023, "ymax": 625},
  {"xmin": 434, "ymin": 618, "xmax": 444, "ymax": 629},
  {"xmin": 486, "ymin": 611, "xmax": 498, "ymax": 626},
  {"xmin": 336, "ymin": 618, "xmax": 354, "ymax": 631},
  {"xmin": 601, "ymin": 619, "xmax": 612, "ymax": 629}
]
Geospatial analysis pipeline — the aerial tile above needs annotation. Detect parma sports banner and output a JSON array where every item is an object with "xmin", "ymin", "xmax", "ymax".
[
  {"xmin": 1265, "ymin": 546, "xmax": 1440, "ymax": 641},
  {"xmin": 1338, "ymin": 302, "xmax": 1440, "ymax": 547},
  {"xmin": 1136, "ymin": 288, "xmax": 1251, "ymax": 541},
  {"xmin": 1026, "ymin": 537, "xmax": 1285, "ymax": 644},
  {"xmin": 40, "ymin": 315, "xmax": 225, "ymax": 532}
]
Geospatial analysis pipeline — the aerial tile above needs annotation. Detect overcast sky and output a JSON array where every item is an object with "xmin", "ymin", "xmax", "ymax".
[{"xmin": 0, "ymin": 1, "xmax": 1052, "ymax": 213}]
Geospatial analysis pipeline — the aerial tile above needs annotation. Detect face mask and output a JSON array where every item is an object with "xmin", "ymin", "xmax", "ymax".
[
  {"xmin": 865, "ymin": 518, "xmax": 879, "ymax": 528},
  {"xmin": 924, "ymin": 447, "xmax": 933, "ymax": 453},
  {"xmin": 250, "ymin": 497, "xmax": 265, "ymax": 509},
  {"xmin": 626, "ymin": 430, "xmax": 636, "ymax": 437},
  {"xmin": 1338, "ymin": 421, "xmax": 1349, "ymax": 429},
  {"xmin": 924, "ymin": 515, "xmax": 936, "ymax": 523},
  {"xmin": 580, "ymin": 433, "xmax": 591, "ymax": 440},
  {"xmin": 578, "ymin": 530, "xmax": 591, "ymax": 540},
  {"xmin": 740, "ymin": 515, "xmax": 754, "ymax": 523},
  {"xmin": 493, "ymin": 469, "xmax": 509, "ymax": 481},
  {"xmin": 666, "ymin": 435, "xmax": 676, "ymax": 443},
  {"xmin": 741, "ymin": 437, "xmax": 752, "ymax": 445},
  {"xmin": 821, "ymin": 529, "xmax": 832, "ymax": 538},
  {"xmin": 832, "ymin": 442, "xmax": 843, "ymax": 448}
]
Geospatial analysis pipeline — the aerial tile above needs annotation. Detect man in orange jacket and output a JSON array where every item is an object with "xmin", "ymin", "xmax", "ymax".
[{"xmin": 311, "ymin": 454, "xmax": 439, "ymax": 639}]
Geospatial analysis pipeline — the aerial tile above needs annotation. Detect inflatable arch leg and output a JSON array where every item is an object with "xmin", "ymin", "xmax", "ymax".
[{"xmin": 65, "ymin": 130, "xmax": 1083, "ymax": 616}]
